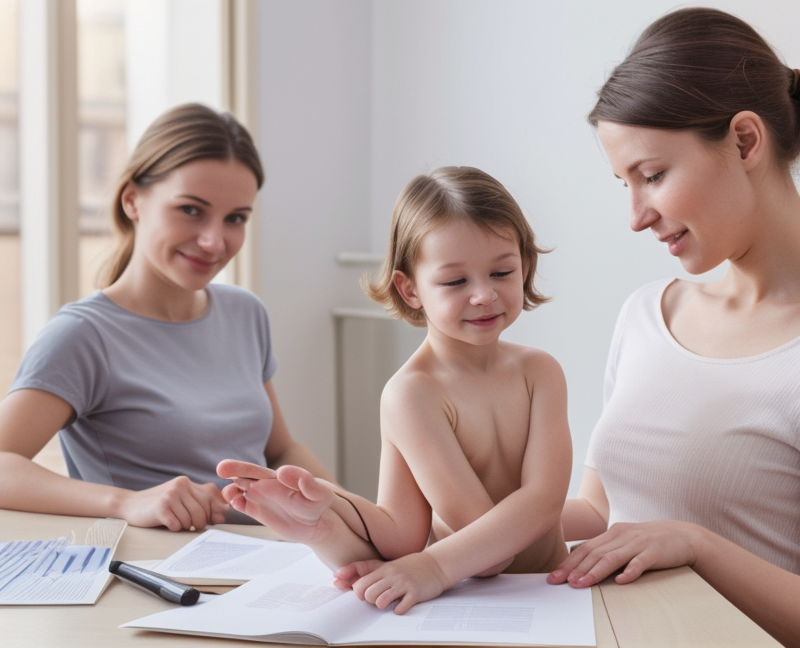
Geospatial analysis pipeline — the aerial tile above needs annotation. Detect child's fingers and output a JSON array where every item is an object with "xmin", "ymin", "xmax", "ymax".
[
  {"xmin": 232, "ymin": 477, "xmax": 255, "ymax": 492},
  {"xmin": 334, "ymin": 563, "xmax": 381, "ymax": 600},
  {"xmin": 228, "ymin": 494, "xmax": 247, "ymax": 512},
  {"xmin": 275, "ymin": 465, "xmax": 331, "ymax": 503},
  {"xmin": 333, "ymin": 563, "xmax": 359, "ymax": 587},
  {"xmin": 332, "ymin": 576, "xmax": 354, "ymax": 591},
  {"xmin": 219, "ymin": 482, "xmax": 247, "ymax": 512},
  {"xmin": 274, "ymin": 464, "xmax": 313, "ymax": 488},
  {"xmin": 334, "ymin": 560, "xmax": 383, "ymax": 586},
  {"xmin": 220, "ymin": 482, "xmax": 241, "ymax": 502},
  {"xmin": 216, "ymin": 459, "xmax": 276, "ymax": 481},
  {"xmin": 393, "ymin": 593, "xmax": 417, "ymax": 615},
  {"xmin": 332, "ymin": 564, "xmax": 365, "ymax": 589}
]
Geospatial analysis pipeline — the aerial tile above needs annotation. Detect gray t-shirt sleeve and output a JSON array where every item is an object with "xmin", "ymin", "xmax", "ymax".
[{"xmin": 10, "ymin": 309, "xmax": 109, "ymax": 418}]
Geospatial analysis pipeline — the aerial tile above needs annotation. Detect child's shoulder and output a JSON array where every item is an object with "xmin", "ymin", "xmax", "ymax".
[
  {"xmin": 379, "ymin": 351, "xmax": 450, "ymax": 411},
  {"xmin": 499, "ymin": 343, "xmax": 568, "ymax": 404},
  {"xmin": 500, "ymin": 341, "xmax": 564, "ymax": 373},
  {"xmin": 383, "ymin": 358, "xmax": 438, "ymax": 397}
]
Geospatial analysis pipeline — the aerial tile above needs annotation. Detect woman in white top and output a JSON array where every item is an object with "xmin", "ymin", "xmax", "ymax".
[
  {"xmin": 0, "ymin": 103, "xmax": 332, "ymax": 532},
  {"xmin": 548, "ymin": 8, "xmax": 800, "ymax": 645}
]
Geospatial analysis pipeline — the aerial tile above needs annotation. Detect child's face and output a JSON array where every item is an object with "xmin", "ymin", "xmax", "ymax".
[{"xmin": 395, "ymin": 219, "xmax": 524, "ymax": 346}]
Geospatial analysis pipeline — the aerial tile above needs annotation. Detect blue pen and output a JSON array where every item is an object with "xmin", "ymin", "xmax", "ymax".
[{"xmin": 109, "ymin": 560, "xmax": 201, "ymax": 606}]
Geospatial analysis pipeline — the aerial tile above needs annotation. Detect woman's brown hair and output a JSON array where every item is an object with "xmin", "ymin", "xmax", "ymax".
[
  {"xmin": 99, "ymin": 103, "xmax": 264, "ymax": 287},
  {"xmin": 589, "ymin": 7, "xmax": 800, "ymax": 164}
]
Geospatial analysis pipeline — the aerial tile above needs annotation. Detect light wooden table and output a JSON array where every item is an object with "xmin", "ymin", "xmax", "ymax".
[{"xmin": 0, "ymin": 509, "xmax": 779, "ymax": 647}]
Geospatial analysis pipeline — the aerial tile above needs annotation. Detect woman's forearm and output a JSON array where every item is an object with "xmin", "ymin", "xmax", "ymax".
[
  {"xmin": 0, "ymin": 451, "xmax": 122, "ymax": 518},
  {"xmin": 1, "ymin": 451, "xmax": 231, "ymax": 531},
  {"xmin": 690, "ymin": 526, "xmax": 800, "ymax": 647}
]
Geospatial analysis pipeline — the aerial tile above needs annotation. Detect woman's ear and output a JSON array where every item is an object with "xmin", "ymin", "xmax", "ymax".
[
  {"xmin": 120, "ymin": 182, "xmax": 140, "ymax": 221},
  {"xmin": 729, "ymin": 111, "xmax": 767, "ymax": 170},
  {"xmin": 392, "ymin": 270, "xmax": 422, "ymax": 310}
]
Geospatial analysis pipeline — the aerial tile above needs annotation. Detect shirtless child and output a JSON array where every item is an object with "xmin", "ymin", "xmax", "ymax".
[{"xmin": 218, "ymin": 166, "xmax": 572, "ymax": 614}]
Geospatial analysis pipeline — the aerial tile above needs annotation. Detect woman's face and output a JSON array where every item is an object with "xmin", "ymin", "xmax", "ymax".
[
  {"xmin": 597, "ymin": 121, "xmax": 757, "ymax": 275},
  {"xmin": 123, "ymin": 158, "xmax": 259, "ymax": 293}
]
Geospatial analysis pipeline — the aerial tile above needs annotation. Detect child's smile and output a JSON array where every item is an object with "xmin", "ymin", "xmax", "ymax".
[{"xmin": 397, "ymin": 218, "xmax": 524, "ymax": 347}]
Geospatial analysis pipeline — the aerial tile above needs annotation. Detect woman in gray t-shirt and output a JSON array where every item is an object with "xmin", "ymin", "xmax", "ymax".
[{"xmin": 0, "ymin": 103, "xmax": 333, "ymax": 531}]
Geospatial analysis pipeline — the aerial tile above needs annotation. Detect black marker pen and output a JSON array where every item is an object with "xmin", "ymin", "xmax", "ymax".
[{"xmin": 109, "ymin": 560, "xmax": 200, "ymax": 606}]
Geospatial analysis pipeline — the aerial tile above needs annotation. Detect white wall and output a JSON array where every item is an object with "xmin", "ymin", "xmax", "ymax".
[
  {"xmin": 125, "ymin": 0, "xmax": 225, "ymax": 148},
  {"xmin": 257, "ymin": 1, "xmax": 373, "ymax": 472},
  {"xmin": 256, "ymin": 0, "xmax": 800, "ymax": 494}
]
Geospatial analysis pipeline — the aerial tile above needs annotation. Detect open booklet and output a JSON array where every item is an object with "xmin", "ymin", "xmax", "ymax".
[{"xmin": 122, "ymin": 552, "xmax": 596, "ymax": 647}]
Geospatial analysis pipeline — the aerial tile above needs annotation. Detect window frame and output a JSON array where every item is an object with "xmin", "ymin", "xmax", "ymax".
[{"xmin": 17, "ymin": 0, "xmax": 259, "ymax": 350}]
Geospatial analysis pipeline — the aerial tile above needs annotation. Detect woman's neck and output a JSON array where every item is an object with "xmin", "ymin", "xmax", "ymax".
[
  {"xmin": 720, "ymin": 177, "xmax": 800, "ymax": 304},
  {"xmin": 102, "ymin": 271, "xmax": 209, "ymax": 322}
]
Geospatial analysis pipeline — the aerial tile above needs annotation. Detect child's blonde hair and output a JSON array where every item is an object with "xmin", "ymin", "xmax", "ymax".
[{"xmin": 363, "ymin": 166, "xmax": 549, "ymax": 326}]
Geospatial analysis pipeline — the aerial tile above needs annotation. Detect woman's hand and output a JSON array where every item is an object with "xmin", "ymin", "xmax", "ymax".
[
  {"xmin": 114, "ymin": 476, "xmax": 229, "ymax": 531},
  {"xmin": 547, "ymin": 520, "xmax": 702, "ymax": 587},
  {"xmin": 334, "ymin": 552, "xmax": 449, "ymax": 615}
]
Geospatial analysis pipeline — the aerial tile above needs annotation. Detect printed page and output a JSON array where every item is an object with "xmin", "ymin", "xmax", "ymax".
[
  {"xmin": 123, "ymin": 554, "xmax": 595, "ymax": 646},
  {"xmin": 345, "ymin": 573, "xmax": 595, "ymax": 647},
  {"xmin": 0, "ymin": 518, "xmax": 126, "ymax": 605},
  {"xmin": 154, "ymin": 529, "xmax": 312, "ymax": 584},
  {"xmin": 122, "ymin": 553, "xmax": 383, "ymax": 643}
]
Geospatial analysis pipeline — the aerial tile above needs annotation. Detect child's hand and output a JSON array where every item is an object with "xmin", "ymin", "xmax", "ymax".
[
  {"xmin": 216, "ymin": 460, "xmax": 276, "ymax": 510},
  {"xmin": 334, "ymin": 552, "xmax": 449, "ymax": 615},
  {"xmin": 332, "ymin": 559, "xmax": 383, "ymax": 590},
  {"xmin": 216, "ymin": 460, "xmax": 335, "ymax": 544}
]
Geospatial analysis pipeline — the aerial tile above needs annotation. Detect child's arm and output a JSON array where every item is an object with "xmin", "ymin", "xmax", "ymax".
[
  {"xmin": 273, "ymin": 374, "xmax": 495, "ymax": 564},
  {"xmin": 338, "ymin": 352, "xmax": 573, "ymax": 613},
  {"xmin": 216, "ymin": 459, "xmax": 431, "ymax": 567},
  {"xmin": 217, "ymin": 461, "xmax": 384, "ymax": 566},
  {"xmin": 425, "ymin": 351, "xmax": 571, "ymax": 575},
  {"xmin": 371, "ymin": 372, "xmax": 512, "ymax": 547}
]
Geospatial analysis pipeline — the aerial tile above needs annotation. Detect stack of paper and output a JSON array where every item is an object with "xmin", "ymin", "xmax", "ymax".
[{"xmin": 0, "ymin": 518, "xmax": 126, "ymax": 605}]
